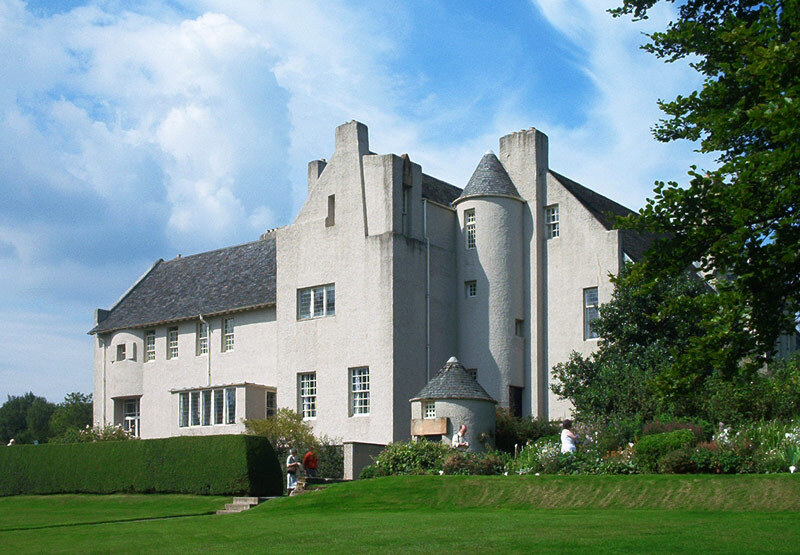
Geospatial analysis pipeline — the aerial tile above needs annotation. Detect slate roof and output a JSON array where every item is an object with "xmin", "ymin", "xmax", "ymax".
[
  {"xmin": 550, "ymin": 170, "xmax": 664, "ymax": 262},
  {"xmin": 422, "ymin": 173, "xmax": 462, "ymax": 206},
  {"xmin": 410, "ymin": 357, "xmax": 497, "ymax": 403},
  {"xmin": 90, "ymin": 236, "xmax": 276, "ymax": 334},
  {"xmin": 455, "ymin": 151, "xmax": 522, "ymax": 203}
]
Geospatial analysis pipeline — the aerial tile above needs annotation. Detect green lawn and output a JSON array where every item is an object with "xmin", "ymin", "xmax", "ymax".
[{"xmin": 1, "ymin": 475, "xmax": 799, "ymax": 553}]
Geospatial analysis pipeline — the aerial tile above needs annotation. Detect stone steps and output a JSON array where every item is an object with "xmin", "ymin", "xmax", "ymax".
[{"xmin": 216, "ymin": 496, "xmax": 276, "ymax": 515}]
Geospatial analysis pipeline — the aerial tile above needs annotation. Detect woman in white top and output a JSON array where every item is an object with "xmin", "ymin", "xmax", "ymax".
[{"xmin": 560, "ymin": 419, "xmax": 578, "ymax": 454}]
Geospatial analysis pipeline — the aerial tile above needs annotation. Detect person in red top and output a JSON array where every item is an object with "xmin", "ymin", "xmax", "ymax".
[{"xmin": 303, "ymin": 449, "xmax": 319, "ymax": 478}]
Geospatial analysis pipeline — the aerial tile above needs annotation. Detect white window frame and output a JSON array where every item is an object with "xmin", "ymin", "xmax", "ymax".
[
  {"xmin": 202, "ymin": 389, "xmax": 212, "ymax": 426},
  {"xmin": 297, "ymin": 284, "xmax": 335, "ymax": 320},
  {"xmin": 546, "ymin": 205, "xmax": 559, "ymax": 239},
  {"xmin": 167, "ymin": 327, "xmax": 179, "ymax": 359},
  {"xmin": 197, "ymin": 322, "xmax": 208, "ymax": 356},
  {"xmin": 584, "ymin": 287, "xmax": 600, "ymax": 340},
  {"xmin": 423, "ymin": 400, "xmax": 436, "ymax": 419},
  {"xmin": 214, "ymin": 389, "xmax": 224, "ymax": 425},
  {"xmin": 225, "ymin": 387, "xmax": 236, "ymax": 424},
  {"xmin": 223, "ymin": 317, "xmax": 234, "ymax": 352},
  {"xmin": 465, "ymin": 209, "xmax": 476, "ymax": 249},
  {"xmin": 299, "ymin": 373, "xmax": 317, "ymax": 419},
  {"xmin": 349, "ymin": 367, "xmax": 370, "ymax": 416},
  {"xmin": 144, "ymin": 330, "xmax": 156, "ymax": 362},
  {"xmin": 179, "ymin": 392, "xmax": 189, "ymax": 428},
  {"xmin": 123, "ymin": 398, "xmax": 140, "ymax": 437},
  {"xmin": 116, "ymin": 344, "xmax": 126, "ymax": 362},
  {"xmin": 179, "ymin": 387, "xmax": 235, "ymax": 428},
  {"xmin": 465, "ymin": 280, "xmax": 477, "ymax": 298}
]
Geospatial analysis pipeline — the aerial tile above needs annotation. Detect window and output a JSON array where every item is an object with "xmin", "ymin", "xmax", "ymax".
[
  {"xmin": 466, "ymin": 368, "xmax": 478, "ymax": 380},
  {"xmin": 584, "ymin": 287, "xmax": 600, "ymax": 340},
  {"xmin": 509, "ymin": 386, "xmax": 523, "ymax": 418},
  {"xmin": 326, "ymin": 194, "xmax": 335, "ymax": 227},
  {"xmin": 116, "ymin": 344, "xmax": 126, "ymax": 362},
  {"xmin": 123, "ymin": 399, "xmax": 140, "ymax": 437},
  {"xmin": 202, "ymin": 390, "xmax": 212, "ymax": 426},
  {"xmin": 515, "ymin": 319, "xmax": 524, "ymax": 337},
  {"xmin": 179, "ymin": 392, "xmax": 189, "ymax": 427},
  {"xmin": 424, "ymin": 400, "xmax": 436, "ymax": 419},
  {"xmin": 266, "ymin": 391, "xmax": 277, "ymax": 418},
  {"xmin": 545, "ymin": 205, "xmax": 559, "ymax": 238},
  {"xmin": 190, "ymin": 391, "xmax": 201, "ymax": 426},
  {"xmin": 225, "ymin": 387, "xmax": 236, "ymax": 424},
  {"xmin": 465, "ymin": 209, "xmax": 476, "ymax": 249},
  {"xmin": 145, "ymin": 330, "xmax": 155, "ymax": 362},
  {"xmin": 168, "ymin": 327, "xmax": 179, "ymax": 359},
  {"xmin": 197, "ymin": 322, "xmax": 208, "ymax": 355},
  {"xmin": 299, "ymin": 373, "xmax": 317, "ymax": 419},
  {"xmin": 214, "ymin": 389, "xmax": 224, "ymax": 425},
  {"xmin": 402, "ymin": 186, "xmax": 411, "ymax": 234},
  {"xmin": 350, "ymin": 367, "xmax": 370, "ymax": 416},
  {"xmin": 223, "ymin": 318, "xmax": 234, "ymax": 352},
  {"xmin": 465, "ymin": 280, "xmax": 477, "ymax": 298},
  {"xmin": 297, "ymin": 284, "xmax": 335, "ymax": 320}
]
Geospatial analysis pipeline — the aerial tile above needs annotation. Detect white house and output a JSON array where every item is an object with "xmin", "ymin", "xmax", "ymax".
[{"xmin": 90, "ymin": 120, "xmax": 656, "ymax": 447}]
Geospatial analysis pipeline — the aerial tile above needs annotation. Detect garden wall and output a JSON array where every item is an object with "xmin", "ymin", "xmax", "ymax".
[{"xmin": 0, "ymin": 435, "xmax": 282, "ymax": 496}]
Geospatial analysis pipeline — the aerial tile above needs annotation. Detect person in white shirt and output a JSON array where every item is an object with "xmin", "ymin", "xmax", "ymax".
[
  {"xmin": 561, "ymin": 419, "xmax": 578, "ymax": 454},
  {"xmin": 452, "ymin": 424, "xmax": 469, "ymax": 450},
  {"xmin": 286, "ymin": 448, "xmax": 301, "ymax": 492}
]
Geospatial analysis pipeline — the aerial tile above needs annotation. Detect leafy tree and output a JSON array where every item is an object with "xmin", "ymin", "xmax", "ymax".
[
  {"xmin": 49, "ymin": 393, "xmax": 93, "ymax": 439},
  {"xmin": 0, "ymin": 393, "xmax": 56, "ymax": 444},
  {"xmin": 551, "ymin": 266, "xmax": 717, "ymax": 420},
  {"xmin": 611, "ymin": 0, "xmax": 800, "ymax": 362}
]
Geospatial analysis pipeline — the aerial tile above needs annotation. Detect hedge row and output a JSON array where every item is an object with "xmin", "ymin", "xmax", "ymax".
[{"xmin": 0, "ymin": 435, "xmax": 283, "ymax": 496}]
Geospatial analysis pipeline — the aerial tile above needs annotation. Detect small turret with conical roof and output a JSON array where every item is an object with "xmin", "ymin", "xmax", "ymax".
[{"xmin": 453, "ymin": 151, "xmax": 522, "ymax": 205}]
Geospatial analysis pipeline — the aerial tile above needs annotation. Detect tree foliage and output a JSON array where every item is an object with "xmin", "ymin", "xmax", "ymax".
[
  {"xmin": 611, "ymin": 0, "xmax": 800, "ymax": 361},
  {"xmin": 0, "ymin": 393, "xmax": 55, "ymax": 444},
  {"xmin": 49, "ymin": 392, "xmax": 93, "ymax": 439}
]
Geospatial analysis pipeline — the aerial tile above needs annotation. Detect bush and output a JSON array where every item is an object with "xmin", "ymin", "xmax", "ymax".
[
  {"xmin": 358, "ymin": 464, "xmax": 384, "ymax": 480},
  {"xmin": 316, "ymin": 442, "xmax": 344, "ymax": 479},
  {"xmin": 641, "ymin": 420, "xmax": 708, "ymax": 444},
  {"xmin": 442, "ymin": 451, "xmax": 505, "ymax": 476},
  {"xmin": 690, "ymin": 443, "xmax": 743, "ymax": 474},
  {"xmin": 634, "ymin": 429, "xmax": 696, "ymax": 473},
  {"xmin": 0, "ymin": 435, "xmax": 282, "ymax": 496},
  {"xmin": 495, "ymin": 409, "xmax": 559, "ymax": 453},
  {"xmin": 373, "ymin": 441, "xmax": 451, "ymax": 475},
  {"xmin": 658, "ymin": 448, "xmax": 696, "ymax": 474},
  {"xmin": 50, "ymin": 425, "xmax": 136, "ymax": 444}
]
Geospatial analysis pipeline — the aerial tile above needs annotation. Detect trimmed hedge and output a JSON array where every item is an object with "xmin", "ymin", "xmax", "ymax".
[
  {"xmin": 0, "ymin": 435, "xmax": 282, "ymax": 496},
  {"xmin": 635, "ymin": 429, "xmax": 696, "ymax": 473}
]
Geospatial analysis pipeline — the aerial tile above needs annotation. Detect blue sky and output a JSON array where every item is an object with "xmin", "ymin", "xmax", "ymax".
[{"xmin": 0, "ymin": 0, "xmax": 708, "ymax": 404}]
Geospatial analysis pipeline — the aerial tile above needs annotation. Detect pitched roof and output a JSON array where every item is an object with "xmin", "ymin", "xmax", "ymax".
[
  {"xmin": 455, "ymin": 151, "xmax": 522, "ymax": 203},
  {"xmin": 550, "ymin": 170, "xmax": 663, "ymax": 262},
  {"xmin": 90, "ymin": 236, "xmax": 276, "ymax": 334},
  {"xmin": 422, "ymin": 173, "xmax": 462, "ymax": 206},
  {"xmin": 410, "ymin": 357, "xmax": 497, "ymax": 403}
]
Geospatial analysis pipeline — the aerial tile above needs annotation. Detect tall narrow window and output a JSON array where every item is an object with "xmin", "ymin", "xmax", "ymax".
[
  {"xmin": 515, "ymin": 319, "xmax": 524, "ymax": 337},
  {"xmin": 584, "ymin": 287, "xmax": 600, "ymax": 340},
  {"xmin": 402, "ymin": 186, "xmax": 411, "ymax": 235},
  {"xmin": 223, "ymin": 318, "xmax": 234, "ymax": 352},
  {"xmin": 179, "ymin": 392, "xmax": 189, "ymax": 427},
  {"xmin": 266, "ymin": 391, "xmax": 277, "ymax": 418},
  {"xmin": 197, "ymin": 322, "xmax": 208, "ymax": 355},
  {"xmin": 509, "ymin": 386, "xmax": 523, "ymax": 418},
  {"xmin": 465, "ymin": 280, "xmax": 477, "ymax": 298},
  {"xmin": 297, "ymin": 285, "xmax": 335, "ymax": 320},
  {"xmin": 299, "ymin": 373, "xmax": 317, "ymax": 419},
  {"xmin": 424, "ymin": 400, "xmax": 436, "ymax": 419},
  {"xmin": 190, "ymin": 391, "xmax": 200, "ymax": 426},
  {"xmin": 225, "ymin": 387, "xmax": 236, "ymax": 424},
  {"xmin": 465, "ymin": 209, "xmax": 476, "ymax": 249},
  {"xmin": 116, "ymin": 344, "xmax": 126, "ymax": 362},
  {"xmin": 167, "ymin": 327, "xmax": 179, "ymax": 359},
  {"xmin": 123, "ymin": 399, "xmax": 140, "ymax": 437},
  {"xmin": 202, "ymin": 390, "xmax": 212, "ymax": 426},
  {"xmin": 214, "ymin": 389, "xmax": 224, "ymax": 425},
  {"xmin": 326, "ymin": 194, "xmax": 335, "ymax": 227},
  {"xmin": 546, "ymin": 205, "xmax": 560, "ymax": 238},
  {"xmin": 144, "ymin": 330, "xmax": 155, "ymax": 362},
  {"xmin": 350, "ymin": 367, "xmax": 370, "ymax": 416}
]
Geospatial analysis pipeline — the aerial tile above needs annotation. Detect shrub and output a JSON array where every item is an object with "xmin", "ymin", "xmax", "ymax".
[
  {"xmin": 358, "ymin": 464, "xmax": 384, "ymax": 480},
  {"xmin": 373, "ymin": 441, "xmax": 451, "ymax": 475},
  {"xmin": 316, "ymin": 442, "xmax": 344, "ymax": 479},
  {"xmin": 442, "ymin": 451, "xmax": 505, "ymax": 476},
  {"xmin": 641, "ymin": 420, "xmax": 708, "ymax": 443},
  {"xmin": 0, "ymin": 435, "xmax": 282, "ymax": 496},
  {"xmin": 658, "ymin": 448, "xmax": 696, "ymax": 474},
  {"xmin": 495, "ymin": 409, "xmax": 559, "ymax": 453},
  {"xmin": 690, "ymin": 444, "xmax": 743, "ymax": 474},
  {"xmin": 50, "ymin": 424, "xmax": 136, "ymax": 444},
  {"xmin": 634, "ymin": 429, "xmax": 696, "ymax": 472}
]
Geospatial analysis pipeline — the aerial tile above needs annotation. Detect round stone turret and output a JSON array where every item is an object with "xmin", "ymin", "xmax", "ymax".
[{"xmin": 409, "ymin": 357, "xmax": 497, "ymax": 452}]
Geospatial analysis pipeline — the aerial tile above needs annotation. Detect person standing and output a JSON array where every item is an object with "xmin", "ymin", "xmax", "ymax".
[
  {"xmin": 452, "ymin": 424, "xmax": 469, "ymax": 450},
  {"xmin": 303, "ymin": 449, "xmax": 319, "ymax": 478},
  {"xmin": 561, "ymin": 419, "xmax": 578, "ymax": 454},
  {"xmin": 286, "ymin": 448, "xmax": 301, "ymax": 493}
]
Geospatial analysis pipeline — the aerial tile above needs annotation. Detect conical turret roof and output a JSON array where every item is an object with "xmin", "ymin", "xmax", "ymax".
[
  {"xmin": 410, "ymin": 357, "xmax": 497, "ymax": 403},
  {"xmin": 454, "ymin": 151, "xmax": 521, "ymax": 204}
]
